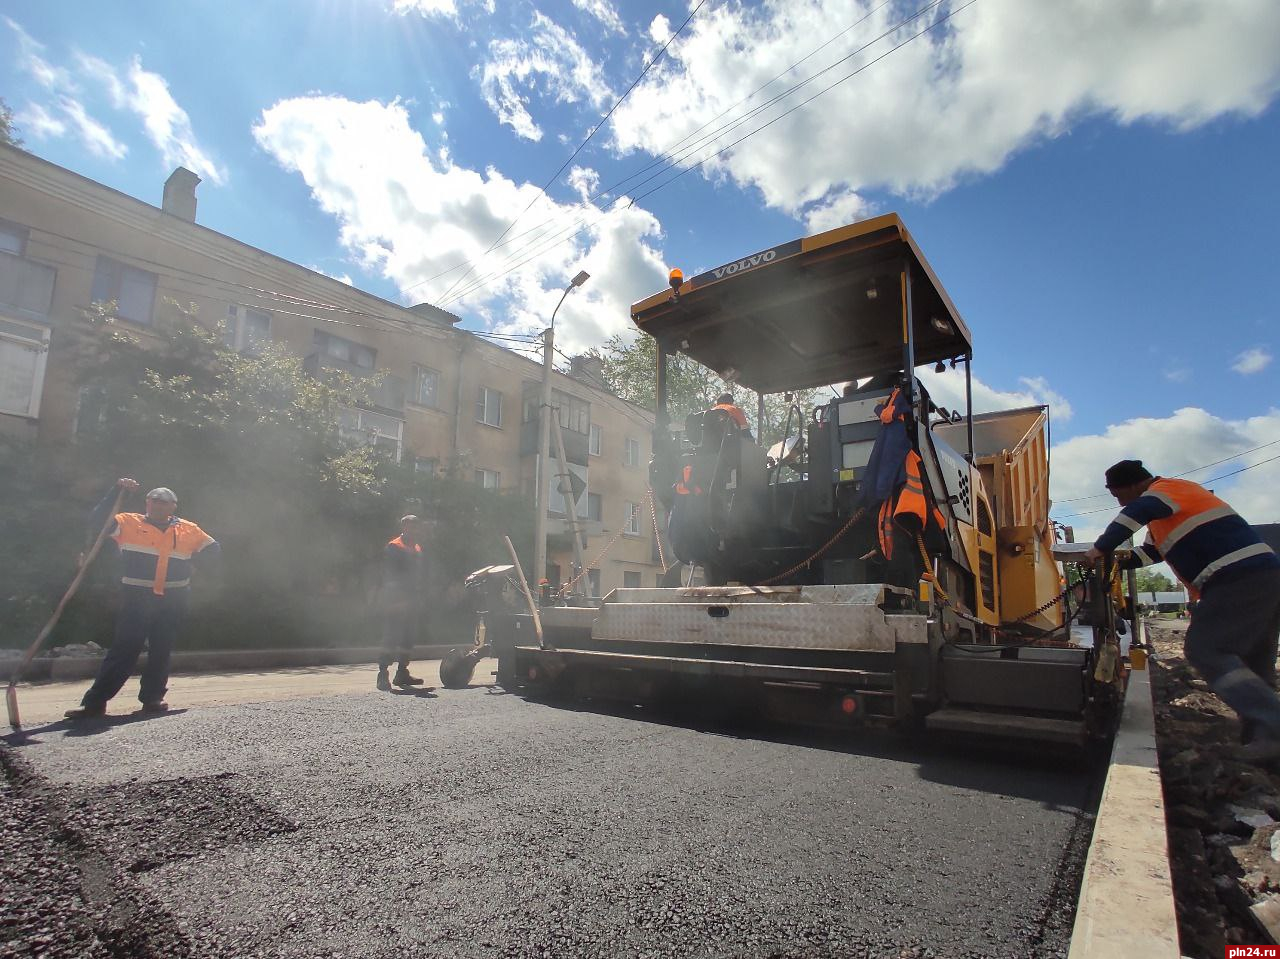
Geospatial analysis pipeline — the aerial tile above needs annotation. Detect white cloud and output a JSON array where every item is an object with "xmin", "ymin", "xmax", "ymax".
[
  {"xmin": 392, "ymin": 0, "xmax": 460, "ymax": 15},
  {"xmin": 477, "ymin": 12, "xmax": 614, "ymax": 141},
  {"xmin": 252, "ymin": 96, "xmax": 668, "ymax": 354},
  {"xmin": 121, "ymin": 57, "xmax": 226, "ymax": 184},
  {"xmin": 59, "ymin": 97, "xmax": 128, "ymax": 160},
  {"xmin": 1050, "ymin": 408, "xmax": 1280, "ymax": 542},
  {"xmin": 307, "ymin": 265, "xmax": 354, "ymax": 286},
  {"xmin": 1163, "ymin": 364, "xmax": 1190, "ymax": 383},
  {"xmin": 803, "ymin": 190, "xmax": 871, "ymax": 234},
  {"xmin": 572, "ymin": 0, "xmax": 625, "ymax": 35},
  {"xmin": 609, "ymin": 0, "xmax": 1280, "ymax": 222},
  {"xmin": 1233, "ymin": 346, "xmax": 1273, "ymax": 375},
  {"xmin": 4, "ymin": 17, "xmax": 74, "ymax": 91},
  {"xmin": 3, "ymin": 23, "xmax": 222, "ymax": 182},
  {"xmin": 567, "ymin": 165, "xmax": 600, "ymax": 201},
  {"xmin": 648, "ymin": 14, "xmax": 673, "ymax": 45},
  {"xmin": 918, "ymin": 365, "xmax": 1071, "ymax": 421},
  {"xmin": 14, "ymin": 101, "xmax": 66, "ymax": 139}
]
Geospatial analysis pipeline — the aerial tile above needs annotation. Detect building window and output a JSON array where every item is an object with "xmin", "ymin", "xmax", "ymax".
[
  {"xmin": 75, "ymin": 385, "xmax": 109, "ymax": 435},
  {"xmin": 414, "ymin": 456, "xmax": 438, "ymax": 476},
  {"xmin": 413, "ymin": 365, "xmax": 439, "ymax": 408},
  {"xmin": 0, "ymin": 219, "xmax": 28, "ymax": 256},
  {"xmin": 0, "ymin": 316, "xmax": 50, "ymax": 418},
  {"xmin": 314, "ymin": 330, "xmax": 376, "ymax": 370},
  {"xmin": 624, "ymin": 502, "xmax": 641, "ymax": 535},
  {"xmin": 623, "ymin": 571, "xmax": 642, "ymax": 589},
  {"xmin": 586, "ymin": 568, "xmax": 601, "ymax": 599},
  {"xmin": 91, "ymin": 256, "xmax": 156, "ymax": 325},
  {"xmin": 589, "ymin": 423, "xmax": 602, "ymax": 456},
  {"xmin": 477, "ymin": 386, "xmax": 503, "ymax": 428},
  {"xmin": 475, "ymin": 468, "xmax": 500, "ymax": 490},
  {"xmin": 624, "ymin": 436, "xmax": 641, "ymax": 467},
  {"xmin": 338, "ymin": 407, "xmax": 403, "ymax": 462},
  {"xmin": 586, "ymin": 492, "xmax": 603, "ymax": 522},
  {"xmin": 224, "ymin": 305, "xmax": 271, "ymax": 354}
]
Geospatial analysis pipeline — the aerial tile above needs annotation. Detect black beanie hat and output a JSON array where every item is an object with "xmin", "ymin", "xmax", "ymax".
[{"xmin": 1104, "ymin": 459, "xmax": 1153, "ymax": 489}]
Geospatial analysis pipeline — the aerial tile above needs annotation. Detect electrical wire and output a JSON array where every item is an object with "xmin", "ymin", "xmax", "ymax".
[
  {"xmin": 441, "ymin": 0, "xmax": 973, "ymax": 307},
  {"xmin": 1052, "ymin": 452, "xmax": 1280, "ymax": 520},
  {"xmin": 1055, "ymin": 437, "xmax": 1280, "ymax": 503},
  {"xmin": 433, "ymin": 0, "xmax": 711, "ymax": 305}
]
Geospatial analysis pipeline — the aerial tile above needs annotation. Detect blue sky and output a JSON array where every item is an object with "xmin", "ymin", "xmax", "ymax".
[{"xmin": 3, "ymin": 0, "xmax": 1279, "ymax": 534}]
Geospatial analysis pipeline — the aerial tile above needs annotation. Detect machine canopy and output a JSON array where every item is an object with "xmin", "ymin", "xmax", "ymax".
[{"xmin": 630, "ymin": 213, "xmax": 972, "ymax": 395}]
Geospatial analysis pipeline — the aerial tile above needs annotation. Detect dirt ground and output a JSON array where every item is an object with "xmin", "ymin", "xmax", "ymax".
[{"xmin": 1148, "ymin": 619, "xmax": 1280, "ymax": 957}]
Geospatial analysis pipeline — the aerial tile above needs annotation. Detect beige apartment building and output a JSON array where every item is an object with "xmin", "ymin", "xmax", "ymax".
[{"xmin": 0, "ymin": 144, "xmax": 666, "ymax": 596}]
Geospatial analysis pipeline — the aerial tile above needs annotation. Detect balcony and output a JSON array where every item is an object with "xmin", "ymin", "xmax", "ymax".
[
  {"xmin": 520, "ymin": 417, "xmax": 589, "ymax": 464},
  {"xmin": 0, "ymin": 251, "xmax": 56, "ymax": 321}
]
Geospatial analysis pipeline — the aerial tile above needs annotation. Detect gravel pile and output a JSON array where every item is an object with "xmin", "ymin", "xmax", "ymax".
[{"xmin": 1150, "ymin": 620, "xmax": 1280, "ymax": 956}]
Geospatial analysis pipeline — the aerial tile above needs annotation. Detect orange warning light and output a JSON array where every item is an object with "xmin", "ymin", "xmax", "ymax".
[{"xmin": 668, "ymin": 268, "xmax": 684, "ymax": 292}]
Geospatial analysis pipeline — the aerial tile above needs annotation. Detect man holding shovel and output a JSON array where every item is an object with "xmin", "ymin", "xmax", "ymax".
[{"xmin": 64, "ymin": 478, "xmax": 220, "ymax": 720}]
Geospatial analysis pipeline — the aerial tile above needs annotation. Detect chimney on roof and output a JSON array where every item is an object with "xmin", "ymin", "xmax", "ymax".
[
  {"xmin": 570, "ymin": 354, "xmax": 605, "ymax": 386},
  {"xmin": 162, "ymin": 167, "xmax": 200, "ymax": 222}
]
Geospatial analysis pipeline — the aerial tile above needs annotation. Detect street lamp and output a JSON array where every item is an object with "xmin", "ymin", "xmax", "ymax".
[{"xmin": 534, "ymin": 270, "xmax": 590, "ymax": 600}]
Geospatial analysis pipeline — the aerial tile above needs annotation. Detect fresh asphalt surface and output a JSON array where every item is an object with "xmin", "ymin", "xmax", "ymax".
[{"xmin": 2, "ymin": 680, "xmax": 1099, "ymax": 959}]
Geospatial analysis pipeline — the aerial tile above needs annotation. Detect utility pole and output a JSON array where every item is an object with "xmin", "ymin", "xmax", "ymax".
[{"xmin": 533, "ymin": 271, "xmax": 590, "ymax": 599}]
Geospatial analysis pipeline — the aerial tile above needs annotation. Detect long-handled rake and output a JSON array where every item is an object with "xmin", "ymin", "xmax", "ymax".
[{"xmin": 6, "ymin": 488, "xmax": 125, "ymax": 730}]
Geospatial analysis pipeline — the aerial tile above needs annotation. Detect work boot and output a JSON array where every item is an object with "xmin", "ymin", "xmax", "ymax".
[
  {"xmin": 64, "ymin": 703, "xmax": 107, "ymax": 721},
  {"xmin": 139, "ymin": 701, "xmax": 169, "ymax": 715},
  {"xmin": 393, "ymin": 668, "xmax": 424, "ymax": 688},
  {"xmin": 377, "ymin": 668, "xmax": 392, "ymax": 692}
]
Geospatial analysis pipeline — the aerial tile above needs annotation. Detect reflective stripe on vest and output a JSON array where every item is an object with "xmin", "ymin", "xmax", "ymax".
[
  {"xmin": 1144, "ymin": 477, "xmax": 1268, "ymax": 597},
  {"xmin": 113, "ymin": 513, "xmax": 213, "ymax": 595}
]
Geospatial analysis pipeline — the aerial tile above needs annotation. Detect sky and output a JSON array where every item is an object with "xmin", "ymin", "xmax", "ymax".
[{"xmin": 3, "ymin": 0, "xmax": 1279, "ymax": 543}]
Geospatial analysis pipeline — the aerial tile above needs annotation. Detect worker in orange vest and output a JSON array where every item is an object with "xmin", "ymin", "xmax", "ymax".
[
  {"xmin": 377, "ymin": 515, "xmax": 430, "ymax": 692},
  {"xmin": 1086, "ymin": 459, "xmax": 1280, "ymax": 761},
  {"xmin": 66, "ymin": 478, "xmax": 219, "ymax": 720},
  {"xmin": 710, "ymin": 393, "xmax": 753, "ymax": 440}
]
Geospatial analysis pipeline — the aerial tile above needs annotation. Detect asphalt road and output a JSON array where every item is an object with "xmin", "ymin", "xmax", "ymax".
[{"xmin": 2, "ymin": 680, "xmax": 1099, "ymax": 959}]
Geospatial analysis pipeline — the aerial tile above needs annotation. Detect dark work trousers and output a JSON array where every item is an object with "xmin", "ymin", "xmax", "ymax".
[
  {"xmin": 1184, "ymin": 567, "xmax": 1280, "ymax": 741},
  {"xmin": 82, "ymin": 587, "xmax": 189, "ymax": 708},
  {"xmin": 379, "ymin": 606, "xmax": 416, "ymax": 670}
]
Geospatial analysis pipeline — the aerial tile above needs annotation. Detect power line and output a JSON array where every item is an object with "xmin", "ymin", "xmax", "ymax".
[
  {"xmin": 428, "ymin": 0, "xmax": 901, "ymax": 304},
  {"xmin": 1052, "ymin": 453, "xmax": 1280, "ymax": 520},
  {"xmin": 1056, "ymin": 437, "xmax": 1280, "ymax": 503},
  {"xmin": 441, "ymin": 0, "xmax": 971, "ymax": 306},
  {"xmin": 432, "ymin": 0, "xmax": 711, "ymax": 305}
]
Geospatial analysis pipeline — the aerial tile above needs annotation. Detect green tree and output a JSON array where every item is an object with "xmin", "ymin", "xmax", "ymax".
[
  {"xmin": 587, "ymin": 333, "xmax": 827, "ymax": 445},
  {"xmin": 0, "ymin": 97, "xmax": 21, "ymax": 147},
  {"xmin": 0, "ymin": 301, "xmax": 533, "ymax": 650},
  {"xmin": 1135, "ymin": 569, "xmax": 1177, "ymax": 594}
]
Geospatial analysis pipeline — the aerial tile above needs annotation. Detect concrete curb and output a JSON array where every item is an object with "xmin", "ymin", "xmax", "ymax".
[
  {"xmin": 3, "ymin": 644, "xmax": 464, "ymax": 684},
  {"xmin": 1068, "ymin": 668, "xmax": 1179, "ymax": 959}
]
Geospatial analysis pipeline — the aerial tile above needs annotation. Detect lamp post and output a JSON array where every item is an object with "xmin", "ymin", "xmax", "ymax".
[{"xmin": 534, "ymin": 270, "xmax": 590, "ymax": 600}]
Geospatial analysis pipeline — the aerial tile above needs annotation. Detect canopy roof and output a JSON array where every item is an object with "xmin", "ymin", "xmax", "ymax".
[{"xmin": 631, "ymin": 213, "xmax": 972, "ymax": 394}]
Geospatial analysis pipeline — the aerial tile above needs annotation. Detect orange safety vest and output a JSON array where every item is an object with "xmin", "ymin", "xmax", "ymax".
[
  {"xmin": 1143, "ymin": 478, "xmax": 1250, "ymax": 599},
  {"xmin": 113, "ymin": 513, "xmax": 216, "ymax": 595},
  {"xmin": 877, "ymin": 387, "xmax": 904, "ymax": 425},
  {"xmin": 674, "ymin": 463, "xmax": 703, "ymax": 496},
  {"xmin": 877, "ymin": 451, "xmax": 945, "ymax": 560},
  {"xmin": 712, "ymin": 403, "xmax": 749, "ymax": 431}
]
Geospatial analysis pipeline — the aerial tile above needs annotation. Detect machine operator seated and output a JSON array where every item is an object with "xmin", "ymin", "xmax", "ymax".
[{"xmin": 708, "ymin": 392, "xmax": 753, "ymax": 441}]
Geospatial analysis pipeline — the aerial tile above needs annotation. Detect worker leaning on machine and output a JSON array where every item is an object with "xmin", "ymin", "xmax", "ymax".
[{"xmin": 1085, "ymin": 459, "xmax": 1280, "ymax": 762}]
